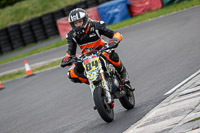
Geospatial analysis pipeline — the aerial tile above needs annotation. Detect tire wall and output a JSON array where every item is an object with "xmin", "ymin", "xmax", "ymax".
[
  {"xmin": 0, "ymin": 0, "xmax": 110, "ymax": 54},
  {"xmin": 0, "ymin": 0, "xmax": 185, "ymax": 54}
]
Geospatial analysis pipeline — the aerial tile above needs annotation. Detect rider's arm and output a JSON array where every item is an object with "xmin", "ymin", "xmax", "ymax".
[
  {"xmin": 65, "ymin": 31, "xmax": 77, "ymax": 57},
  {"xmin": 97, "ymin": 21, "xmax": 122, "ymax": 41}
]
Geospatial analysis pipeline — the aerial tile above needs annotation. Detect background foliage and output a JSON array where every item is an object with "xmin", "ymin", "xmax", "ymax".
[
  {"xmin": 0, "ymin": 0, "xmax": 24, "ymax": 9},
  {"xmin": 0, "ymin": 0, "xmax": 80, "ymax": 28}
]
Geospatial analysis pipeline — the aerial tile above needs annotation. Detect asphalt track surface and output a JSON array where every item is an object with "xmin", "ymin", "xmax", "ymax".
[{"xmin": 0, "ymin": 6, "xmax": 200, "ymax": 133}]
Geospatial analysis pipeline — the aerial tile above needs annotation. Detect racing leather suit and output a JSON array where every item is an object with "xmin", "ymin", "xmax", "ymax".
[{"xmin": 65, "ymin": 20, "xmax": 127, "ymax": 84}]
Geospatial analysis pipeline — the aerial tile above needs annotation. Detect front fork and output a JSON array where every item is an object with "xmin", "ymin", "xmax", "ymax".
[
  {"xmin": 100, "ymin": 69, "xmax": 112, "ymax": 104},
  {"xmin": 88, "ymin": 70, "xmax": 112, "ymax": 104}
]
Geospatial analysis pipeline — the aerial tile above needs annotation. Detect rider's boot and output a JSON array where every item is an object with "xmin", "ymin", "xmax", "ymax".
[{"xmin": 115, "ymin": 63, "xmax": 135, "ymax": 91}]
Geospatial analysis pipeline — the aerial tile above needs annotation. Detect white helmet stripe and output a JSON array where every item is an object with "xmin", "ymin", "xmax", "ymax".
[
  {"xmin": 79, "ymin": 12, "xmax": 85, "ymax": 18},
  {"xmin": 76, "ymin": 13, "xmax": 79, "ymax": 20},
  {"xmin": 70, "ymin": 12, "xmax": 85, "ymax": 22},
  {"xmin": 70, "ymin": 13, "xmax": 79, "ymax": 21}
]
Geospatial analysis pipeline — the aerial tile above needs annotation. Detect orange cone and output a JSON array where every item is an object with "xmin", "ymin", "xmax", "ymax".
[
  {"xmin": 24, "ymin": 60, "xmax": 34, "ymax": 77},
  {"xmin": 0, "ymin": 81, "xmax": 4, "ymax": 90}
]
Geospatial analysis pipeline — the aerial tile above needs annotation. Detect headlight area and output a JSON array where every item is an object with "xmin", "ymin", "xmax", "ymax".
[{"xmin": 93, "ymin": 74, "xmax": 101, "ymax": 85}]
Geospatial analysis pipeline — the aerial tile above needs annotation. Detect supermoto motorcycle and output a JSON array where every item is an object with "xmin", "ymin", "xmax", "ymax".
[{"xmin": 61, "ymin": 43, "xmax": 135, "ymax": 123}]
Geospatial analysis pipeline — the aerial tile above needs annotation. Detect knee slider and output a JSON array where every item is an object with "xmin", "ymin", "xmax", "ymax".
[
  {"xmin": 67, "ymin": 70, "xmax": 72, "ymax": 79},
  {"xmin": 67, "ymin": 70, "xmax": 85, "ymax": 83},
  {"xmin": 71, "ymin": 78, "xmax": 82, "ymax": 83}
]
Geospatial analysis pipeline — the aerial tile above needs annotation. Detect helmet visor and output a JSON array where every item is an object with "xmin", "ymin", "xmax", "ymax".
[{"xmin": 74, "ymin": 19, "xmax": 84, "ymax": 27}]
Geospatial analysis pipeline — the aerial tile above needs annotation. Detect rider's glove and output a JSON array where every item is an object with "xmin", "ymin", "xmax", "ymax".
[
  {"xmin": 108, "ymin": 38, "xmax": 120, "ymax": 48},
  {"xmin": 61, "ymin": 56, "xmax": 72, "ymax": 67},
  {"xmin": 62, "ymin": 56, "xmax": 71, "ymax": 62}
]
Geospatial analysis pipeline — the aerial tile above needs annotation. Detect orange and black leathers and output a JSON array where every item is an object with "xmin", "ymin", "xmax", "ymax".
[{"xmin": 66, "ymin": 20, "xmax": 122, "ymax": 83}]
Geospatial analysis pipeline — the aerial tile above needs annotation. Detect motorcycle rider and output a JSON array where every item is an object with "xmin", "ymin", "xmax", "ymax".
[{"xmin": 61, "ymin": 8, "xmax": 134, "ymax": 91}]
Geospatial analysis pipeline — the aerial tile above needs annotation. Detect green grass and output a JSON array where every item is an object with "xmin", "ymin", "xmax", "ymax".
[
  {"xmin": 108, "ymin": 0, "xmax": 200, "ymax": 30},
  {"xmin": 1, "ymin": 0, "xmax": 200, "ymax": 65},
  {"xmin": 0, "ymin": 0, "xmax": 80, "ymax": 28},
  {"xmin": 0, "ymin": 40, "xmax": 66, "ymax": 64},
  {"xmin": 0, "ymin": 59, "xmax": 61, "ymax": 82},
  {"xmin": 188, "ymin": 117, "xmax": 200, "ymax": 123},
  {"xmin": 0, "ymin": 70, "xmax": 26, "ymax": 82},
  {"xmin": 0, "ymin": 35, "xmax": 58, "ymax": 56},
  {"xmin": 192, "ymin": 126, "xmax": 200, "ymax": 130},
  {"xmin": 1, "ymin": 0, "xmax": 200, "ymax": 82},
  {"xmin": 32, "ymin": 60, "xmax": 61, "ymax": 72}
]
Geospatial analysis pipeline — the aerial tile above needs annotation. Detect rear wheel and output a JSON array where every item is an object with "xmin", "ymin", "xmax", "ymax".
[
  {"xmin": 93, "ymin": 86, "xmax": 114, "ymax": 123},
  {"xmin": 119, "ymin": 87, "xmax": 135, "ymax": 110}
]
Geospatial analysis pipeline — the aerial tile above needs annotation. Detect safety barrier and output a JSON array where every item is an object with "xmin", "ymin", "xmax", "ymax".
[
  {"xmin": 97, "ymin": 0, "xmax": 131, "ymax": 25},
  {"xmin": 57, "ymin": 6, "xmax": 101, "ymax": 40},
  {"xmin": 162, "ymin": 0, "xmax": 188, "ymax": 6},
  {"xmin": 20, "ymin": 20, "xmax": 36, "ymax": 45},
  {"xmin": 0, "ymin": 0, "xmax": 110, "ymax": 54},
  {"xmin": 0, "ymin": 0, "xmax": 187, "ymax": 54},
  {"xmin": 128, "ymin": 0, "xmax": 162, "ymax": 16},
  {"xmin": 0, "ymin": 28, "xmax": 13, "ymax": 54}
]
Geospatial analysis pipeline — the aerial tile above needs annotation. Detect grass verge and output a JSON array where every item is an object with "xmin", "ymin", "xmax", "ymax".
[
  {"xmin": 109, "ymin": 0, "xmax": 200, "ymax": 30},
  {"xmin": 188, "ymin": 117, "xmax": 200, "ymax": 123},
  {"xmin": 1, "ymin": 0, "xmax": 200, "ymax": 65},
  {"xmin": 0, "ymin": 60, "xmax": 61, "ymax": 82},
  {"xmin": 0, "ymin": 0, "xmax": 80, "ymax": 28},
  {"xmin": 1, "ymin": 0, "xmax": 200, "ymax": 82},
  {"xmin": 0, "ymin": 40, "xmax": 66, "ymax": 64}
]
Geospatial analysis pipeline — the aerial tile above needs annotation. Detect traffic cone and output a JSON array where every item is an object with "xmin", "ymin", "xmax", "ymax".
[
  {"xmin": 0, "ymin": 81, "xmax": 4, "ymax": 90},
  {"xmin": 24, "ymin": 60, "xmax": 34, "ymax": 77}
]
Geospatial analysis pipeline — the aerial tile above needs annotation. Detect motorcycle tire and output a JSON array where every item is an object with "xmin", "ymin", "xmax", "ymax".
[
  {"xmin": 93, "ymin": 86, "xmax": 114, "ymax": 123},
  {"xmin": 119, "ymin": 89, "xmax": 135, "ymax": 110}
]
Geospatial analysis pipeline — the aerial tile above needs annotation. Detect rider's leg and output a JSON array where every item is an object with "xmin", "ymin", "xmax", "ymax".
[
  {"xmin": 102, "ymin": 50, "xmax": 134, "ymax": 91},
  {"xmin": 109, "ymin": 51, "xmax": 129, "ymax": 82},
  {"xmin": 68, "ymin": 63, "xmax": 88, "ymax": 84},
  {"xmin": 101, "ymin": 51, "xmax": 128, "ymax": 81}
]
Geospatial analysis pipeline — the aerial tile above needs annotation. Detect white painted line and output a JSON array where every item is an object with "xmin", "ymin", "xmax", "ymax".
[
  {"xmin": 164, "ymin": 69, "xmax": 200, "ymax": 95},
  {"xmin": 0, "ymin": 57, "xmax": 62, "ymax": 76}
]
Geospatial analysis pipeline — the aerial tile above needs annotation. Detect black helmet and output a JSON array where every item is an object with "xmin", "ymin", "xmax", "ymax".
[{"xmin": 68, "ymin": 8, "xmax": 89, "ymax": 33}]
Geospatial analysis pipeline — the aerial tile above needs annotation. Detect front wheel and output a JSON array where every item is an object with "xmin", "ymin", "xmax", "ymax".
[
  {"xmin": 119, "ymin": 88, "xmax": 135, "ymax": 110},
  {"xmin": 93, "ymin": 86, "xmax": 114, "ymax": 123}
]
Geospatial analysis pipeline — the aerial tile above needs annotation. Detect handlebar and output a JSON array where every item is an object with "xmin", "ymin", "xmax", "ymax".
[
  {"xmin": 61, "ymin": 56, "xmax": 80, "ymax": 67},
  {"xmin": 61, "ymin": 41, "xmax": 119, "ymax": 68}
]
